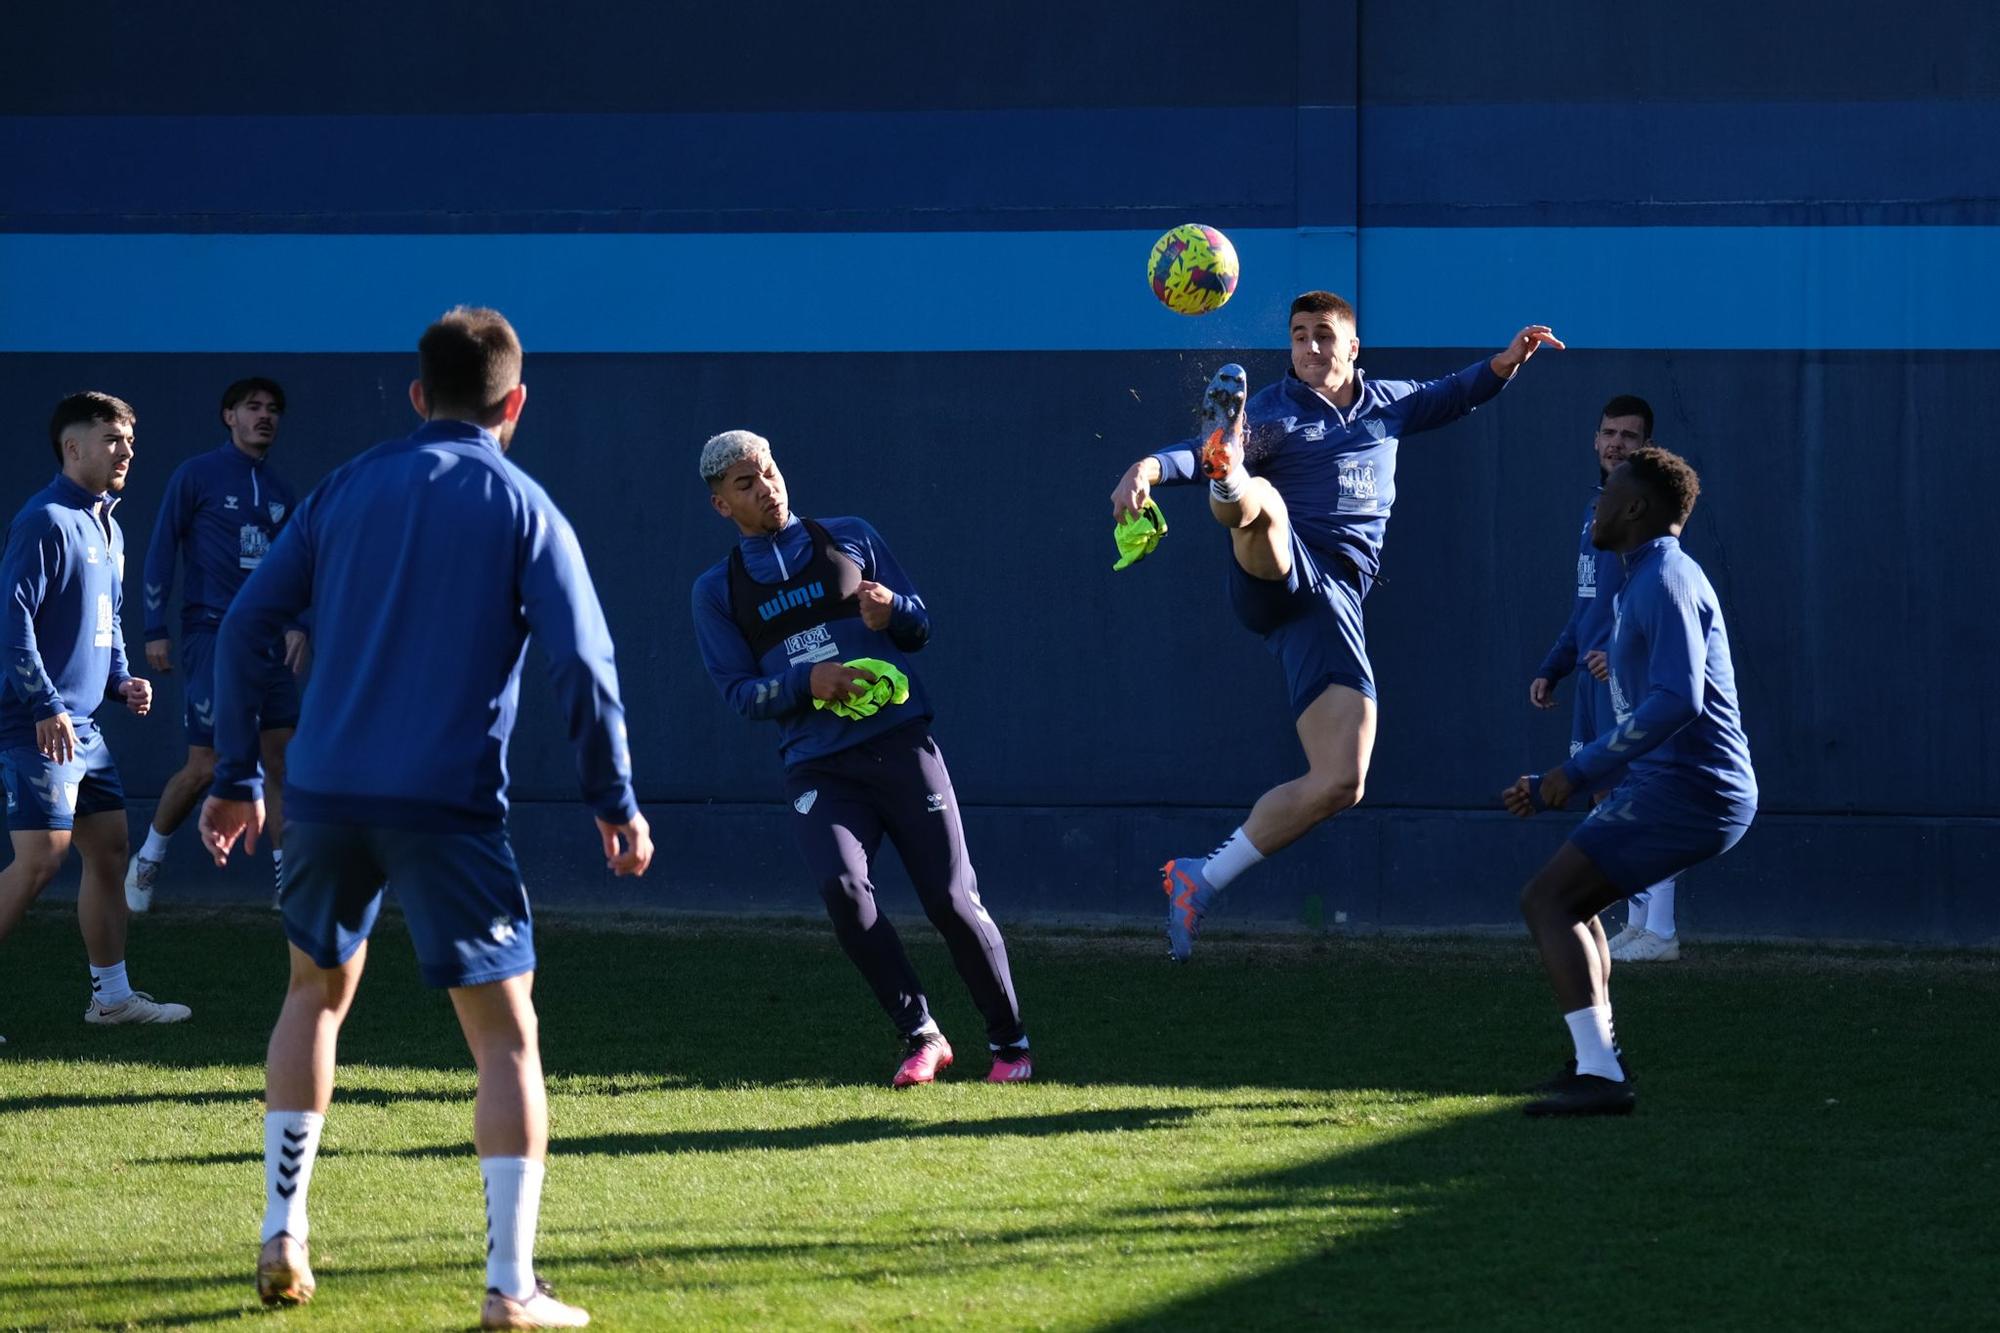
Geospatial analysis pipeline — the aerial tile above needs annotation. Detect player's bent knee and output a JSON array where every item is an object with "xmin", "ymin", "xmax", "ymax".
[
  {"xmin": 819, "ymin": 873, "xmax": 872, "ymax": 916},
  {"xmin": 10, "ymin": 847, "xmax": 67, "ymax": 889},
  {"xmin": 1305, "ymin": 773, "xmax": 1363, "ymax": 820}
]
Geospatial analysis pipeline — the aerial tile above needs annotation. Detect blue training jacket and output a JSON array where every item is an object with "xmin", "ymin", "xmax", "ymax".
[
  {"xmin": 1151, "ymin": 362, "xmax": 1508, "ymax": 584},
  {"xmin": 142, "ymin": 441, "xmax": 299, "ymax": 639},
  {"xmin": 0, "ymin": 474, "xmax": 133, "ymax": 747},
  {"xmin": 691, "ymin": 515, "xmax": 933, "ymax": 769},
  {"xmin": 210, "ymin": 420, "xmax": 637, "ymax": 831},
  {"xmin": 1562, "ymin": 535, "xmax": 1758, "ymax": 820},
  {"xmin": 1537, "ymin": 483, "xmax": 1626, "ymax": 682}
]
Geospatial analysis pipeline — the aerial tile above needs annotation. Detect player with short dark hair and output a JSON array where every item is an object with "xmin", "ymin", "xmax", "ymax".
[
  {"xmin": 127, "ymin": 376, "xmax": 305, "ymax": 911},
  {"xmin": 691, "ymin": 429, "xmax": 1031, "ymax": 1088},
  {"xmin": 199, "ymin": 308, "xmax": 652, "ymax": 1327},
  {"xmin": 1110, "ymin": 291, "xmax": 1563, "ymax": 959},
  {"xmin": 1529, "ymin": 395, "xmax": 1683, "ymax": 962},
  {"xmin": 1504, "ymin": 446, "xmax": 1756, "ymax": 1117},
  {"xmin": 0, "ymin": 392, "xmax": 186, "ymax": 1041}
]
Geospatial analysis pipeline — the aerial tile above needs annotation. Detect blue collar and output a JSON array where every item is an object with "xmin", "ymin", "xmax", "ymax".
[
  {"xmin": 215, "ymin": 438, "xmax": 271, "ymax": 467},
  {"xmin": 409, "ymin": 419, "xmax": 503, "ymax": 453},
  {"xmin": 1281, "ymin": 368, "xmax": 1369, "ymax": 426},
  {"xmin": 48, "ymin": 472, "xmax": 114, "ymax": 512},
  {"xmin": 1623, "ymin": 534, "xmax": 1679, "ymax": 570}
]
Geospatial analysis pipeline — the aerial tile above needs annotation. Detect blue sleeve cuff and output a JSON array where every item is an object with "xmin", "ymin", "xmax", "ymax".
[{"xmin": 1559, "ymin": 758, "xmax": 1591, "ymax": 792}]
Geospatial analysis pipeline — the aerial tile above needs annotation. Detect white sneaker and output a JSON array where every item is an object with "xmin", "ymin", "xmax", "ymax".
[
  {"xmin": 1612, "ymin": 929, "xmax": 1680, "ymax": 963},
  {"xmin": 84, "ymin": 991, "xmax": 193, "ymax": 1025},
  {"xmin": 1604, "ymin": 923, "xmax": 1645, "ymax": 953},
  {"xmin": 124, "ymin": 856, "xmax": 163, "ymax": 913},
  {"xmin": 482, "ymin": 1278, "xmax": 590, "ymax": 1329}
]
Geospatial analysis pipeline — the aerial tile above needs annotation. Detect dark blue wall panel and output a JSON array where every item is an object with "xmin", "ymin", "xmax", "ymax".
[{"xmin": 2, "ymin": 0, "xmax": 1995, "ymax": 942}]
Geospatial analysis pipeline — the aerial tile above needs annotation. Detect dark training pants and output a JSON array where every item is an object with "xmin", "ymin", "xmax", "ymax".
[{"xmin": 781, "ymin": 724, "xmax": 1024, "ymax": 1048}]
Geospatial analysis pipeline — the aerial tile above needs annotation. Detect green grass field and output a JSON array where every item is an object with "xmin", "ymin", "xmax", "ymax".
[{"xmin": 0, "ymin": 906, "xmax": 1992, "ymax": 1331}]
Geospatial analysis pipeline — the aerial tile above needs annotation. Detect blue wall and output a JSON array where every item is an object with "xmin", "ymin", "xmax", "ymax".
[{"xmin": 2, "ymin": 1, "xmax": 1995, "ymax": 940}]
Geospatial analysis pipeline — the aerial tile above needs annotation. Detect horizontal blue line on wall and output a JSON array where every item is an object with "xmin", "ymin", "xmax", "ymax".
[{"xmin": 3, "ymin": 227, "xmax": 1997, "ymax": 352}]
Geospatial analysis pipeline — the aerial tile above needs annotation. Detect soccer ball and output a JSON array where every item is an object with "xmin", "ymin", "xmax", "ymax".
[{"xmin": 1147, "ymin": 224, "xmax": 1239, "ymax": 316}]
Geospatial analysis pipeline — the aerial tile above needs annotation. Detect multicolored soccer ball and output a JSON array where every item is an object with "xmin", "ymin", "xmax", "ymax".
[{"xmin": 1147, "ymin": 224, "xmax": 1239, "ymax": 316}]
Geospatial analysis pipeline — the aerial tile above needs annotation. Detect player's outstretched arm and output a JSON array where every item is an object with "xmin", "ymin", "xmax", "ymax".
[
  {"xmin": 1489, "ymin": 326, "xmax": 1566, "ymax": 380},
  {"xmin": 1110, "ymin": 456, "xmax": 1164, "ymax": 522}
]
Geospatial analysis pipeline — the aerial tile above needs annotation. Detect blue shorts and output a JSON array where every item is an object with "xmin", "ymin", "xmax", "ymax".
[
  {"xmin": 1568, "ymin": 782, "xmax": 1753, "ymax": 895},
  {"xmin": 180, "ymin": 627, "xmax": 300, "ymax": 747},
  {"xmin": 279, "ymin": 820, "xmax": 535, "ymax": 988},
  {"xmin": 1227, "ymin": 530, "xmax": 1374, "ymax": 716},
  {"xmin": 1569, "ymin": 671, "xmax": 1614, "ymax": 760},
  {"xmin": 1, "ymin": 726, "xmax": 126, "ymax": 831}
]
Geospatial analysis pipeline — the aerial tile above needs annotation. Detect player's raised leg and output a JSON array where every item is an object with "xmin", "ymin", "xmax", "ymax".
[
  {"xmin": 257, "ymin": 942, "xmax": 365, "ymax": 1307},
  {"xmin": 1163, "ymin": 681, "xmax": 1375, "ymax": 961}
]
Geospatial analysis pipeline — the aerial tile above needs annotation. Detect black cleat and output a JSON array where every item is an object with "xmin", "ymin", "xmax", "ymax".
[
  {"xmin": 1524, "ymin": 1073, "xmax": 1637, "ymax": 1118},
  {"xmin": 1525, "ymin": 1050, "xmax": 1633, "ymax": 1094}
]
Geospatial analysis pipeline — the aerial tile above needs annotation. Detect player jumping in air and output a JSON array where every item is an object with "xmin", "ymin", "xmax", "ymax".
[
  {"xmin": 129, "ymin": 377, "xmax": 306, "ymax": 911},
  {"xmin": 200, "ymin": 308, "xmax": 653, "ymax": 1326},
  {"xmin": 1529, "ymin": 395, "xmax": 1683, "ymax": 962},
  {"xmin": 1110, "ymin": 290, "xmax": 1563, "ymax": 959},
  {"xmin": 1504, "ymin": 447, "xmax": 1756, "ymax": 1117},
  {"xmin": 692, "ymin": 430, "xmax": 1031, "ymax": 1088},
  {"xmin": 0, "ymin": 393, "xmax": 184, "ymax": 1041}
]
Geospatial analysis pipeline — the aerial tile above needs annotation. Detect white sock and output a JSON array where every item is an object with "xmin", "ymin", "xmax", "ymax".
[
  {"xmin": 482, "ymin": 1156, "xmax": 546, "ymax": 1300},
  {"xmin": 1644, "ymin": 877, "xmax": 1677, "ymax": 938},
  {"xmin": 89, "ymin": 961, "xmax": 133, "ymax": 1008},
  {"xmin": 1624, "ymin": 893, "xmax": 1649, "ymax": 933},
  {"xmin": 140, "ymin": 825, "xmax": 172, "ymax": 862},
  {"xmin": 1203, "ymin": 827, "xmax": 1265, "ymax": 891},
  {"xmin": 1563, "ymin": 1006, "xmax": 1624, "ymax": 1081},
  {"xmin": 262, "ymin": 1110, "xmax": 325, "ymax": 1242},
  {"xmin": 1209, "ymin": 468, "xmax": 1247, "ymax": 504}
]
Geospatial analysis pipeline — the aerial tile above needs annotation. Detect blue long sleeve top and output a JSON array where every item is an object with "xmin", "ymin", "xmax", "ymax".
[
  {"xmin": 1561, "ymin": 536, "xmax": 1758, "ymax": 819},
  {"xmin": 1537, "ymin": 484, "xmax": 1626, "ymax": 682},
  {"xmin": 1150, "ymin": 362, "xmax": 1508, "ymax": 583},
  {"xmin": 691, "ymin": 514, "xmax": 933, "ymax": 769},
  {"xmin": 0, "ymin": 474, "xmax": 133, "ymax": 746},
  {"xmin": 210, "ymin": 421, "xmax": 637, "ymax": 831},
  {"xmin": 141, "ymin": 441, "xmax": 298, "ymax": 639}
]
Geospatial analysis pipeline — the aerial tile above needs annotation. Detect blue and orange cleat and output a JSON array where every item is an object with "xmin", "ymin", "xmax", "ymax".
[
  {"xmin": 891, "ymin": 1030, "xmax": 954, "ymax": 1088},
  {"xmin": 1196, "ymin": 364, "xmax": 1249, "ymax": 481},
  {"xmin": 1161, "ymin": 857, "xmax": 1220, "ymax": 962}
]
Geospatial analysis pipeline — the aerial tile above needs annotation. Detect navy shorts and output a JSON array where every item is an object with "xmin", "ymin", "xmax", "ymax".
[
  {"xmin": 1, "ymin": 725, "xmax": 126, "ymax": 831},
  {"xmin": 1227, "ymin": 529, "xmax": 1375, "ymax": 715},
  {"xmin": 1569, "ymin": 671, "xmax": 1615, "ymax": 759},
  {"xmin": 1568, "ymin": 781, "xmax": 1753, "ymax": 895},
  {"xmin": 180, "ymin": 627, "xmax": 300, "ymax": 747},
  {"xmin": 279, "ymin": 820, "xmax": 535, "ymax": 988}
]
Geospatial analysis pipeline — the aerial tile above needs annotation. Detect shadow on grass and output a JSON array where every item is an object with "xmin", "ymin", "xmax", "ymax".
[
  {"xmin": 0, "ymin": 1083, "xmax": 444, "ymax": 1115},
  {"xmin": 139, "ymin": 1103, "xmax": 1206, "ymax": 1169}
]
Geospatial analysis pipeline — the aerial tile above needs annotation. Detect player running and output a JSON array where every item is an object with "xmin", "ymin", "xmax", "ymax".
[
  {"xmin": 1504, "ymin": 447, "xmax": 1756, "ymax": 1117},
  {"xmin": 692, "ymin": 430, "xmax": 1031, "ymax": 1088},
  {"xmin": 128, "ymin": 378, "xmax": 306, "ymax": 911},
  {"xmin": 0, "ymin": 392, "xmax": 186, "ymax": 1041},
  {"xmin": 199, "ymin": 309, "xmax": 652, "ymax": 1327},
  {"xmin": 1530, "ymin": 395, "xmax": 1682, "ymax": 962},
  {"xmin": 1110, "ymin": 290, "xmax": 1563, "ymax": 960}
]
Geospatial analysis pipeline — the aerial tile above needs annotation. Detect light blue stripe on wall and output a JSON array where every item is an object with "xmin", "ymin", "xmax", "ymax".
[{"xmin": 3, "ymin": 227, "xmax": 1996, "ymax": 352}]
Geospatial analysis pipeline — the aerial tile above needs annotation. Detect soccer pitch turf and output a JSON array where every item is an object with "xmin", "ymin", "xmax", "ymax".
[{"xmin": 0, "ymin": 908, "xmax": 1991, "ymax": 1330}]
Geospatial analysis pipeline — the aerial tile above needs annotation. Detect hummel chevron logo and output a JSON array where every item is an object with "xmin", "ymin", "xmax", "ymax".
[
  {"xmin": 278, "ymin": 1162, "xmax": 300, "ymax": 1181},
  {"xmin": 275, "ymin": 1183, "xmax": 296, "ymax": 1199},
  {"xmin": 283, "ymin": 1128, "xmax": 308, "ymax": 1144},
  {"xmin": 1606, "ymin": 725, "xmax": 1650, "ymax": 755},
  {"xmin": 145, "ymin": 583, "xmax": 163, "ymax": 611}
]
